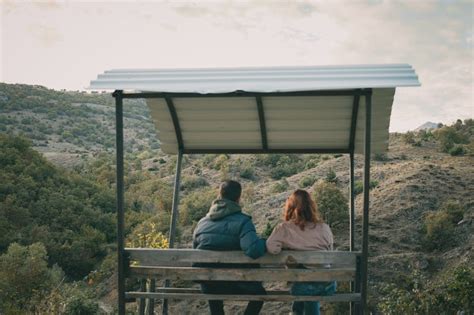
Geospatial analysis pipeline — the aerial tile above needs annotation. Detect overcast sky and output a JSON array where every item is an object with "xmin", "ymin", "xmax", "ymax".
[{"xmin": 1, "ymin": 0, "xmax": 472, "ymax": 131}]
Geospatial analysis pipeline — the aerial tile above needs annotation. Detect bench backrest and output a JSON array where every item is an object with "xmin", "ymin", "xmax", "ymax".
[{"xmin": 125, "ymin": 249, "xmax": 360, "ymax": 282}]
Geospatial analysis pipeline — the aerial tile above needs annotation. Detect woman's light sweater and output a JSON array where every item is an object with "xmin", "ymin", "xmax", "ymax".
[{"xmin": 266, "ymin": 221, "xmax": 334, "ymax": 255}]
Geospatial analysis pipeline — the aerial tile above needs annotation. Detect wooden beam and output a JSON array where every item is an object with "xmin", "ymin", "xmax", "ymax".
[
  {"xmin": 129, "ymin": 266, "xmax": 355, "ymax": 282},
  {"xmin": 126, "ymin": 292, "xmax": 361, "ymax": 302},
  {"xmin": 125, "ymin": 249, "xmax": 360, "ymax": 266}
]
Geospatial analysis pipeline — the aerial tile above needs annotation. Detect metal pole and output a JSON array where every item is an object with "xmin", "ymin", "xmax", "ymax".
[
  {"xmin": 162, "ymin": 150, "xmax": 184, "ymax": 315},
  {"xmin": 361, "ymin": 90, "xmax": 372, "ymax": 314},
  {"xmin": 349, "ymin": 151, "xmax": 356, "ymax": 315},
  {"xmin": 114, "ymin": 90, "xmax": 126, "ymax": 315},
  {"xmin": 169, "ymin": 150, "xmax": 184, "ymax": 247}
]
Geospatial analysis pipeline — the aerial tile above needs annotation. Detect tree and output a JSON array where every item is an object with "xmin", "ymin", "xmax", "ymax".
[
  {"xmin": 0, "ymin": 243, "xmax": 63, "ymax": 313},
  {"xmin": 312, "ymin": 182, "xmax": 348, "ymax": 227}
]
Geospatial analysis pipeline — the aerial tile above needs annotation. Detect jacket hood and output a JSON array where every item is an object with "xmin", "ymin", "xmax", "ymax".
[{"xmin": 207, "ymin": 198, "xmax": 242, "ymax": 220}]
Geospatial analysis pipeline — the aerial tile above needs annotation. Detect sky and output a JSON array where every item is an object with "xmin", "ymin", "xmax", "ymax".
[{"xmin": 1, "ymin": 0, "xmax": 472, "ymax": 131}]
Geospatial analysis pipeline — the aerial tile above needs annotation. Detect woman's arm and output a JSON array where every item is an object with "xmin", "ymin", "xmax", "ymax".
[{"xmin": 266, "ymin": 223, "xmax": 286, "ymax": 255}]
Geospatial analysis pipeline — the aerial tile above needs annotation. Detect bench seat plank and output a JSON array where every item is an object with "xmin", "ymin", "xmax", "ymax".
[
  {"xmin": 125, "ymin": 249, "xmax": 360, "ymax": 266},
  {"xmin": 129, "ymin": 266, "xmax": 355, "ymax": 281},
  {"xmin": 125, "ymin": 291, "xmax": 361, "ymax": 302}
]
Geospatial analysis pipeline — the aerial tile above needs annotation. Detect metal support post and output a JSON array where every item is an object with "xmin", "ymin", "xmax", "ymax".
[
  {"xmin": 113, "ymin": 90, "xmax": 126, "ymax": 315},
  {"xmin": 361, "ymin": 90, "xmax": 372, "ymax": 314},
  {"xmin": 162, "ymin": 150, "xmax": 184, "ymax": 315},
  {"xmin": 349, "ymin": 152, "xmax": 356, "ymax": 315}
]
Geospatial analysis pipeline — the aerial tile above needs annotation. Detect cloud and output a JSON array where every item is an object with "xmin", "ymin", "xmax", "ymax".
[{"xmin": 28, "ymin": 24, "xmax": 63, "ymax": 47}]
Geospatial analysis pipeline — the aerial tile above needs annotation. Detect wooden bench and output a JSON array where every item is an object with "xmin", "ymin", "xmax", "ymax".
[{"xmin": 124, "ymin": 248, "xmax": 361, "ymax": 310}]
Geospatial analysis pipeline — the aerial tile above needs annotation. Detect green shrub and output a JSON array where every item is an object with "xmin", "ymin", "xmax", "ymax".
[
  {"xmin": 262, "ymin": 222, "xmax": 276, "ymax": 238},
  {"xmin": 439, "ymin": 200, "xmax": 464, "ymax": 224},
  {"xmin": 378, "ymin": 267, "xmax": 474, "ymax": 314},
  {"xmin": 239, "ymin": 166, "xmax": 255, "ymax": 179},
  {"xmin": 271, "ymin": 178, "xmax": 289, "ymax": 193},
  {"xmin": 64, "ymin": 295, "xmax": 99, "ymax": 315},
  {"xmin": 433, "ymin": 126, "xmax": 469, "ymax": 153},
  {"xmin": 353, "ymin": 180, "xmax": 379, "ymax": 195},
  {"xmin": 0, "ymin": 243, "xmax": 64, "ymax": 312},
  {"xmin": 181, "ymin": 175, "xmax": 208, "ymax": 191},
  {"xmin": 325, "ymin": 168, "xmax": 337, "ymax": 183},
  {"xmin": 312, "ymin": 182, "xmax": 348, "ymax": 227},
  {"xmin": 374, "ymin": 153, "xmax": 389, "ymax": 161},
  {"xmin": 423, "ymin": 211, "xmax": 455, "ymax": 251},
  {"xmin": 180, "ymin": 188, "xmax": 217, "ymax": 225},
  {"xmin": 402, "ymin": 131, "xmax": 416, "ymax": 145},
  {"xmin": 449, "ymin": 144, "xmax": 466, "ymax": 156},
  {"xmin": 299, "ymin": 176, "xmax": 315, "ymax": 188}
]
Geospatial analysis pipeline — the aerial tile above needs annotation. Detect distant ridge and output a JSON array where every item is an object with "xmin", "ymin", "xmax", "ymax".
[{"xmin": 414, "ymin": 121, "xmax": 440, "ymax": 131}]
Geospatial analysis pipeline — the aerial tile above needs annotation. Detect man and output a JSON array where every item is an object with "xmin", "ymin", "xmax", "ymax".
[{"xmin": 193, "ymin": 180, "xmax": 267, "ymax": 315}]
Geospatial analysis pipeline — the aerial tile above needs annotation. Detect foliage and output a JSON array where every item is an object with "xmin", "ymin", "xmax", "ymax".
[
  {"xmin": 402, "ymin": 131, "xmax": 416, "ymax": 145},
  {"xmin": 440, "ymin": 200, "xmax": 465, "ymax": 223},
  {"xmin": 299, "ymin": 176, "xmax": 315, "ymax": 188},
  {"xmin": 181, "ymin": 175, "xmax": 208, "ymax": 191},
  {"xmin": 312, "ymin": 181, "xmax": 348, "ymax": 227},
  {"xmin": 0, "ymin": 243, "xmax": 64, "ymax": 313},
  {"xmin": 127, "ymin": 222, "xmax": 169, "ymax": 249},
  {"xmin": 374, "ymin": 153, "xmax": 389, "ymax": 161},
  {"xmin": 271, "ymin": 178, "xmax": 289, "ymax": 193},
  {"xmin": 0, "ymin": 134, "xmax": 115, "ymax": 279},
  {"xmin": 433, "ymin": 121, "xmax": 470, "ymax": 153},
  {"xmin": 353, "ymin": 180, "xmax": 379, "ymax": 195},
  {"xmin": 0, "ymin": 82, "xmax": 157, "ymax": 154},
  {"xmin": 378, "ymin": 267, "xmax": 474, "ymax": 314},
  {"xmin": 422, "ymin": 200, "xmax": 464, "ymax": 251},
  {"xmin": 255, "ymin": 154, "xmax": 304, "ymax": 179},
  {"xmin": 325, "ymin": 168, "xmax": 337, "ymax": 183},
  {"xmin": 262, "ymin": 222, "xmax": 276, "ymax": 238},
  {"xmin": 449, "ymin": 144, "xmax": 466, "ymax": 156},
  {"xmin": 180, "ymin": 187, "xmax": 217, "ymax": 225},
  {"xmin": 239, "ymin": 164, "xmax": 255, "ymax": 180}
]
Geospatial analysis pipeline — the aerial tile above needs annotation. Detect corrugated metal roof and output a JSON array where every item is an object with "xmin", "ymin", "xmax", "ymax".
[
  {"xmin": 88, "ymin": 64, "xmax": 420, "ymax": 155},
  {"xmin": 89, "ymin": 64, "xmax": 419, "ymax": 93}
]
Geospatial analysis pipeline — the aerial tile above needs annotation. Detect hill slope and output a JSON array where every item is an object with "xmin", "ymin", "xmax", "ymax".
[{"xmin": 0, "ymin": 83, "xmax": 472, "ymax": 314}]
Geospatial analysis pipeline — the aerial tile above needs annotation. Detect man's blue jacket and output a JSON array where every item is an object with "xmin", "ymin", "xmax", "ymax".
[{"xmin": 193, "ymin": 198, "xmax": 266, "ymax": 259}]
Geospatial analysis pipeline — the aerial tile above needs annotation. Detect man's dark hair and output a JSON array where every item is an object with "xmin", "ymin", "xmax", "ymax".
[{"xmin": 219, "ymin": 180, "xmax": 242, "ymax": 202}]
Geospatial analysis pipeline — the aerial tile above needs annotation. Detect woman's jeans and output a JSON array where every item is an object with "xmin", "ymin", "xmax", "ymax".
[{"xmin": 290, "ymin": 281, "xmax": 337, "ymax": 315}]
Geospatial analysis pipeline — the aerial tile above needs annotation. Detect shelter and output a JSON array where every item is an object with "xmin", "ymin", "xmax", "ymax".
[{"xmin": 89, "ymin": 64, "xmax": 420, "ymax": 315}]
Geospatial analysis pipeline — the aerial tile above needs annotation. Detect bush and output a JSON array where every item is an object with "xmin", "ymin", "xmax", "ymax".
[
  {"xmin": 402, "ymin": 131, "xmax": 416, "ymax": 145},
  {"xmin": 422, "ymin": 200, "xmax": 464, "ymax": 251},
  {"xmin": 440, "ymin": 200, "xmax": 464, "ymax": 224},
  {"xmin": 271, "ymin": 178, "xmax": 289, "ymax": 193},
  {"xmin": 374, "ymin": 153, "xmax": 389, "ymax": 161},
  {"xmin": 262, "ymin": 222, "xmax": 276, "ymax": 238},
  {"xmin": 353, "ymin": 180, "xmax": 379, "ymax": 195},
  {"xmin": 312, "ymin": 182, "xmax": 348, "ymax": 227},
  {"xmin": 0, "ymin": 243, "xmax": 64, "ymax": 312},
  {"xmin": 423, "ymin": 211, "xmax": 455, "ymax": 251},
  {"xmin": 299, "ymin": 176, "xmax": 315, "ymax": 188},
  {"xmin": 181, "ymin": 175, "xmax": 208, "ymax": 191},
  {"xmin": 325, "ymin": 168, "xmax": 337, "ymax": 183},
  {"xmin": 180, "ymin": 188, "xmax": 217, "ymax": 225},
  {"xmin": 378, "ymin": 267, "xmax": 474, "ymax": 314},
  {"xmin": 433, "ymin": 126, "xmax": 469, "ymax": 153},
  {"xmin": 127, "ymin": 221, "xmax": 169, "ymax": 249},
  {"xmin": 239, "ymin": 166, "xmax": 255, "ymax": 180},
  {"xmin": 449, "ymin": 144, "xmax": 466, "ymax": 156},
  {"xmin": 64, "ymin": 294, "xmax": 99, "ymax": 315}
]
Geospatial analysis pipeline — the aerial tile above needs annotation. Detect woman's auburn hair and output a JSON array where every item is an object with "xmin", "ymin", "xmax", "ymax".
[{"xmin": 284, "ymin": 189, "xmax": 323, "ymax": 230}]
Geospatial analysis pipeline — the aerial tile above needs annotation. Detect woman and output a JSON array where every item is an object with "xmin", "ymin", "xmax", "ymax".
[{"xmin": 266, "ymin": 189, "xmax": 336, "ymax": 315}]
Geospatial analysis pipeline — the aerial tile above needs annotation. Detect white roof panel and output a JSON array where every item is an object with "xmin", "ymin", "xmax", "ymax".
[
  {"xmin": 89, "ymin": 64, "xmax": 420, "ymax": 155},
  {"xmin": 89, "ymin": 64, "xmax": 419, "ymax": 93}
]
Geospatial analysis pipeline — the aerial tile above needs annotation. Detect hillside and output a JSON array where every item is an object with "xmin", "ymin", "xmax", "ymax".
[
  {"xmin": 0, "ymin": 83, "xmax": 160, "ymax": 168},
  {"xmin": 0, "ymin": 83, "xmax": 472, "ymax": 314}
]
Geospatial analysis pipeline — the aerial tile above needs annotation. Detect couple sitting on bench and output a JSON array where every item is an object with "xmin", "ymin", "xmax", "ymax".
[{"xmin": 193, "ymin": 180, "xmax": 336, "ymax": 315}]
